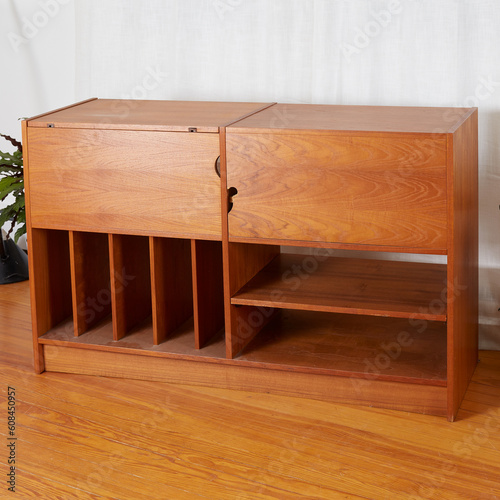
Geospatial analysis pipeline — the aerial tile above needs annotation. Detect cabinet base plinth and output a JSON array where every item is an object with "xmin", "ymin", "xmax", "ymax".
[{"xmin": 42, "ymin": 344, "xmax": 447, "ymax": 418}]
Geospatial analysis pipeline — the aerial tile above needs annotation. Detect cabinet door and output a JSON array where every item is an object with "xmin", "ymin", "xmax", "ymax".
[
  {"xmin": 27, "ymin": 128, "xmax": 221, "ymax": 239},
  {"xmin": 226, "ymin": 132, "xmax": 447, "ymax": 250}
]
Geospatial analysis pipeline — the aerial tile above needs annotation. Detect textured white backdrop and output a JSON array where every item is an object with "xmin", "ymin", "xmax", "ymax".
[{"xmin": 2, "ymin": 0, "xmax": 499, "ymax": 348}]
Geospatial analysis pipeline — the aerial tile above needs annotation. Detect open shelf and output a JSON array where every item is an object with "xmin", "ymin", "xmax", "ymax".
[
  {"xmin": 38, "ymin": 309, "xmax": 446, "ymax": 386},
  {"xmin": 231, "ymin": 253, "xmax": 448, "ymax": 321},
  {"xmin": 39, "ymin": 315, "xmax": 226, "ymax": 360},
  {"xmin": 237, "ymin": 309, "xmax": 447, "ymax": 386}
]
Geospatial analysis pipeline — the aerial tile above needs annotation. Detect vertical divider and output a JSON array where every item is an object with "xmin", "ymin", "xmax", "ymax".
[
  {"xmin": 69, "ymin": 231, "xmax": 111, "ymax": 336},
  {"xmin": 220, "ymin": 127, "xmax": 280, "ymax": 358},
  {"xmin": 31, "ymin": 229, "xmax": 73, "ymax": 327},
  {"xmin": 150, "ymin": 237, "xmax": 193, "ymax": 345},
  {"xmin": 191, "ymin": 239, "xmax": 224, "ymax": 349},
  {"xmin": 225, "ymin": 243, "xmax": 280, "ymax": 358},
  {"xmin": 109, "ymin": 234, "xmax": 151, "ymax": 341},
  {"xmin": 28, "ymin": 229, "xmax": 73, "ymax": 362}
]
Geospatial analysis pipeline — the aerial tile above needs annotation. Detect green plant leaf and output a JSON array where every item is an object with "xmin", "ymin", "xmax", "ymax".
[
  {"xmin": 0, "ymin": 177, "xmax": 23, "ymax": 200},
  {"xmin": 0, "ymin": 206, "xmax": 15, "ymax": 229},
  {"xmin": 0, "ymin": 166, "xmax": 22, "ymax": 175},
  {"xmin": 16, "ymin": 207, "xmax": 26, "ymax": 224},
  {"xmin": 0, "ymin": 151, "xmax": 22, "ymax": 164},
  {"xmin": 0, "ymin": 133, "xmax": 24, "ymax": 240},
  {"xmin": 13, "ymin": 223, "xmax": 26, "ymax": 243}
]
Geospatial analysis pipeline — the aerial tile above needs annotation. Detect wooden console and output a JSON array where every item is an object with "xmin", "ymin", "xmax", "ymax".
[{"xmin": 22, "ymin": 99, "xmax": 478, "ymax": 420}]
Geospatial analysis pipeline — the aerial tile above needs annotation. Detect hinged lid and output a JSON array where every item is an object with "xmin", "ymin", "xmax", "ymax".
[
  {"xmin": 28, "ymin": 99, "xmax": 274, "ymax": 133},
  {"xmin": 227, "ymin": 103, "xmax": 476, "ymax": 135}
]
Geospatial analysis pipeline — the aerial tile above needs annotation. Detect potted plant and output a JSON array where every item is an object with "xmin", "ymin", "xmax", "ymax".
[{"xmin": 0, "ymin": 133, "xmax": 28, "ymax": 284}]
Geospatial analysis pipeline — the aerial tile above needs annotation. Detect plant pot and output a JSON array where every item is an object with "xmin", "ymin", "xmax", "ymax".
[{"xmin": 0, "ymin": 236, "xmax": 29, "ymax": 284}]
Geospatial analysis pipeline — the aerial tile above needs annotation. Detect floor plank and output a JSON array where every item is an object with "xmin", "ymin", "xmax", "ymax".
[{"xmin": 1, "ymin": 281, "xmax": 500, "ymax": 499}]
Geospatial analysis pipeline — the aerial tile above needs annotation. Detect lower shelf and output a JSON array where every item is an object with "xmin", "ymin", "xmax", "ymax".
[
  {"xmin": 238, "ymin": 310, "xmax": 447, "ymax": 386},
  {"xmin": 39, "ymin": 310, "xmax": 446, "ymax": 386},
  {"xmin": 39, "ymin": 316, "xmax": 226, "ymax": 361}
]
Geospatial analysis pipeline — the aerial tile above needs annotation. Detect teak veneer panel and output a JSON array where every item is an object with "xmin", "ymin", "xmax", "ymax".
[
  {"xmin": 40, "ymin": 316, "xmax": 226, "ymax": 360},
  {"xmin": 228, "ymin": 103, "xmax": 473, "ymax": 134},
  {"xmin": 150, "ymin": 237, "xmax": 193, "ymax": 345},
  {"xmin": 24, "ymin": 100, "xmax": 478, "ymax": 421},
  {"xmin": 28, "ymin": 99, "xmax": 274, "ymax": 133},
  {"xmin": 447, "ymin": 109, "xmax": 479, "ymax": 417},
  {"xmin": 191, "ymin": 240, "xmax": 225, "ymax": 349},
  {"xmin": 232, "ymin": 254, "xmax": 448, "ymax": 320},
  {"xmin": 223, "ymin": 242, "xmax": 279, "ymax": 358},
  {"xmin": 39, "ymin": 309, "xmax": 447, "ymax": 385},
  {"xmin": 69, "ymin": 231, "xmax": 111, "ymax": 336},
  {"xmin": 28, "ymin": 229, "xmax": 72, "ymax": 340},
  {"xmin": 42, "ymin": 345, "xmax": 447, "ymax": 417},
  {"xmin": 226, "ymin": 133, "xmax": 448, "ymax": 249},
  {"xmin": 27, "ymin": 127, "xmax": 222, "ymax": 239},
  {"xmin": 109, "ymin": 234, "xmax": 152, "ymax": 340},
  {"xmin": 238, "ymin": 310, "xmax": 447, "ymax": 385}
]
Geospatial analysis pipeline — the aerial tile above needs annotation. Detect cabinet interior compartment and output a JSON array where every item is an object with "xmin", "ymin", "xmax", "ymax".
[
  {"xmin": 109, "ymin": 233, "xmax": 152, "ymax": 341},
  {"xmin": 69, "ymin": 231, "xmax": 111, "ymax": 336},
  {"xmin": 231, "ymin": 248, "xmax": 448, "ymax": 321},
  {"xmin": 237, "ymin": 309, "xmax": 447, "ymax": 386},
  {"xmin": 39, "ymin": 233, "xmax": 226, "ymax": 355},
  {"xmin": 150, "ymin": 237, "xmax": 193, "ymax": 345},
  {"xmin": 190, "ymin": 239, "xmax": 225, "ymax": 349},
  {"xmin": 227, "ymin": 243, "xmax": 448, "ymax": 383},
  {"xmin": 30, "ymin": 228, "xmax": 73, "ymax": 337}
]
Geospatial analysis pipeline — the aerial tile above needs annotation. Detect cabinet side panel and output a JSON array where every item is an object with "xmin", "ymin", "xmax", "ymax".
[
  {"xmin": 447, "ymin": 110, "xmax": 479, "ymax": 420},
  {"xmin": 24, "ymin": 121, "xmax": 43, "ymax": 372},
  {"xmin": 25, "ymin": 123, "xmax": 73, "ymax": 371}
]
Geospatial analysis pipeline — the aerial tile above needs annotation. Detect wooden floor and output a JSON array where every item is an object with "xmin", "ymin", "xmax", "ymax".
[{"xmin": 1, "ymin": 281, "xmax": 500, "ymax": 499}]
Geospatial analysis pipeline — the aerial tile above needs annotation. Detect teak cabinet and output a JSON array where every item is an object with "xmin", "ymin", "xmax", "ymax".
[{"xmin": 23, "ymin": 99, "xmax": 478, "ymax": 421}]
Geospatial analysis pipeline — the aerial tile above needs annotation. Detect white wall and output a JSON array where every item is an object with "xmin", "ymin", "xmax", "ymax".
[
  {"xmin": 1, "ymin": 0, "xmax": 499, "ymax": 348},
  {"xmin": 0, "ymin": 0, "xmax": 75, "ymax": 240},
  {"xmin": 74, "ymin": 0, "xmax": 500, "ymax": 350},
  {"xmin": 0, "ymin": 0, "xmax": 76, "ymax": 139}
]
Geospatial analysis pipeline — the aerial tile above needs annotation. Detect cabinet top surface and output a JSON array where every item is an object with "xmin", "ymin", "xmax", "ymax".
[
  {"xmin": 27, "ymin": 99, "xmax": 273, "ymax": 133},
  {"xmin": 227, "ymin": 103, "xmax": 476, "ymax": 134}
]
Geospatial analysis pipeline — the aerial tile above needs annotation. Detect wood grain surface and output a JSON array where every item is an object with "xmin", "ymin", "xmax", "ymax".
[
  {"xmin": 150, "ymin": 237, "xmax": 193, "ymax": 345},
  {"xmin": 109, "ymin": 234, "xmax": 152, "ymax": 341},
  {"xmin": 227, "ymin": 103, "xmax": 473, "ymax": 134},
  {"xmin": 69, "ymin": 231, "xmax": 111, "ymax": 336},
  {"xmin": 28, "ymin": 99, "xmax": 274, "ymax": 133},
  {"xmin": 2, "ymin": 281, "xmax": 499, "ymax": 499},
  {"xmin": 447, "ymin": 109, "xmax": 479, "ymax": 419},
  {"xmin": 191, "ymin": 239, "xmax": 225, "ymax": 349},
  {"xmin": 232, "ymin": 253, "xmax": 448, "ymax": 321},
  {"xmin": 224, "ymin": 242, "xmax": 279, "ymax": 358},
  {"xmin": 227, "ymin": 133, "xmax": 448, "ymax": 249},
  {"xmin": 39, "ymin": 308, "xmax": 447, "ymax": 386},
  {"xmin": 27, "ymin": 128, "xmax": 222, "ymax": 239},
  {"xmin": 28, "ymin": 229, "xmax": 72, "ymax": 339}
]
